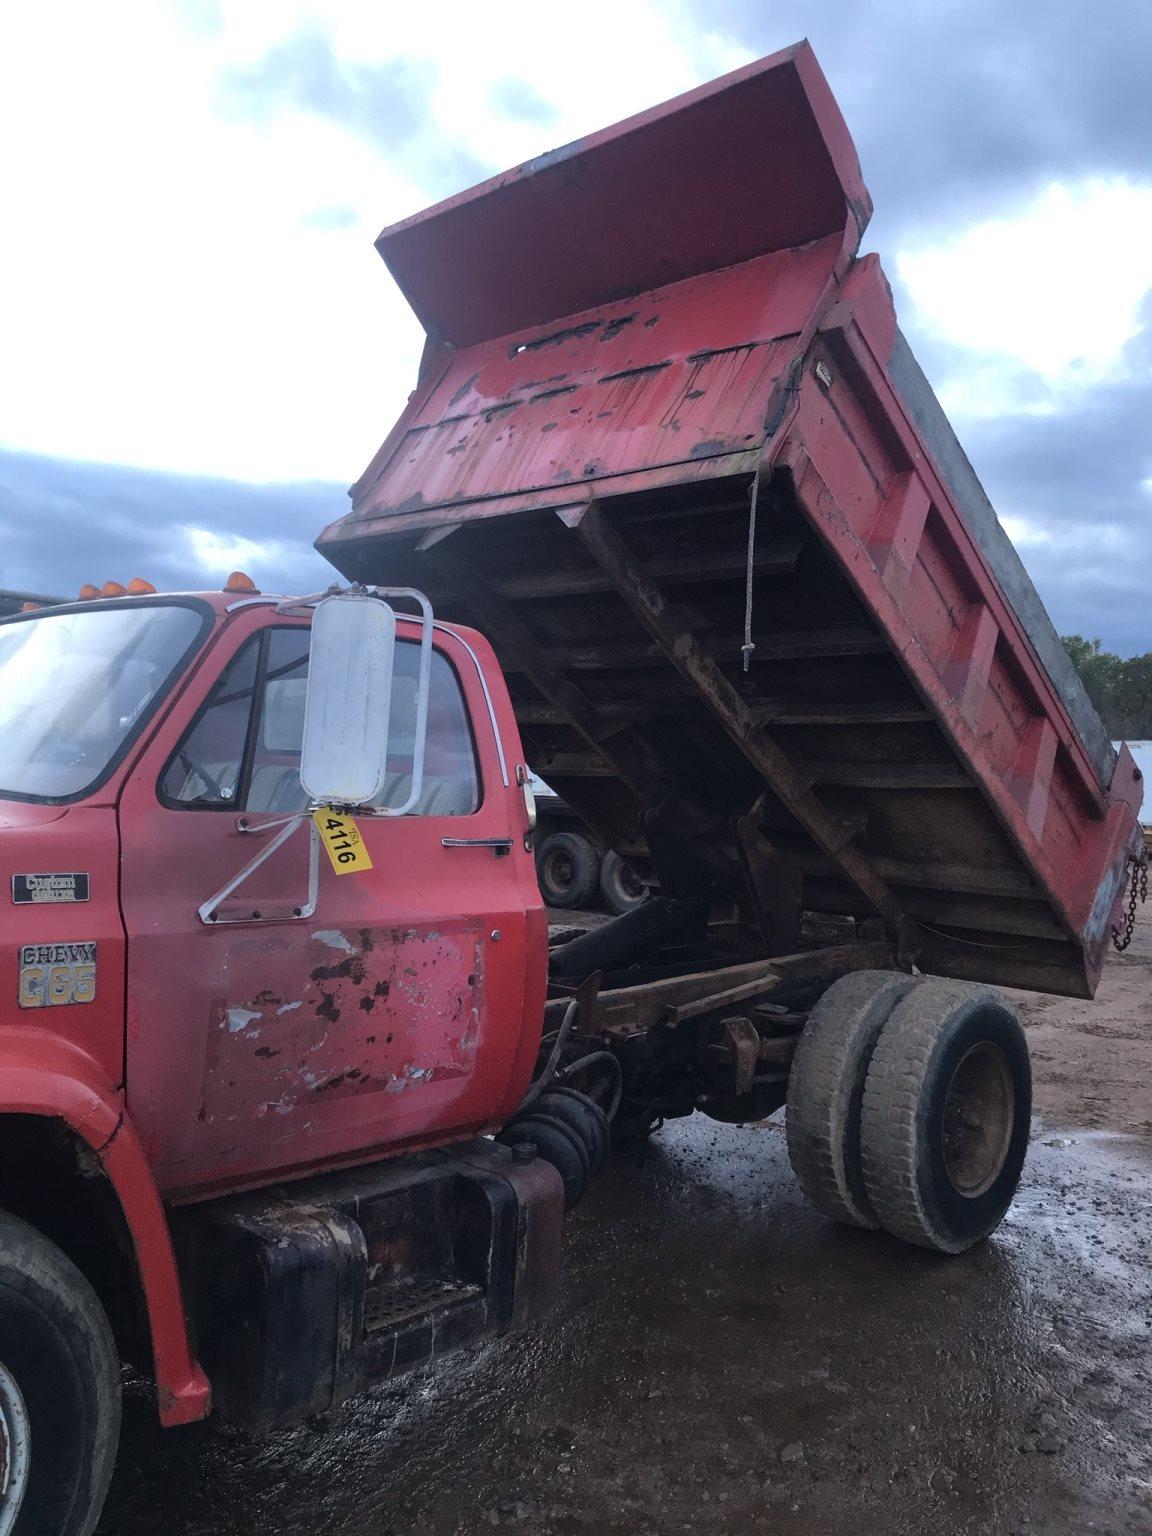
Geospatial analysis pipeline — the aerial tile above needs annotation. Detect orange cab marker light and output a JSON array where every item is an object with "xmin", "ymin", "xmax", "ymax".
[
  {"xmin": 102, "ymin": 581, "xmax": 127, "ymax": 598},
  {"xmin": 78, "ymin": 583, "xmax": 101, "ymax": 600},
  {"xmin": 127, "ymin": 577, "xmax": 157, "ymax": 595},
  {"xmin": 225, "ymin": 571, "xmax": 260, "ymax": 594},
  {"xmin": 20, "ymin": 601, "xmax": 39, "ymax": 612}
]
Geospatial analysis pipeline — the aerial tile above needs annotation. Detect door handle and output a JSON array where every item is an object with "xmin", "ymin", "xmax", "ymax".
[{"xmin": 442, "ymin": 837, "xmax": 514, "ymax": 856}]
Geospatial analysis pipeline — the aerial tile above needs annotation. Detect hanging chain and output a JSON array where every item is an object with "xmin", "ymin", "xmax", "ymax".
[
  {"xmin": 1111, "ymin": 848, "xmax": 1149, "ymax": 953},
  {"xmin": 740, "ymin": 466, "xmax": 762, "ymax": 674}
]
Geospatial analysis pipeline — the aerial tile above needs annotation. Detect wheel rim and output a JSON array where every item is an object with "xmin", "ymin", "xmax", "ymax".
[
  {"xmin": 0, "ymin": 1362, "xmax": 31, "ymax": 1536},
  {"xmin": 544, "ymin": 851, "xmax": 575, "ymax": 893},
  {"xmin": 941, "ymin": 1041, "xmax": 1015, "ymax": 1197},
  {"xmin": 616, "ymin": 863, "xmax": 645, "ymax": 901}
]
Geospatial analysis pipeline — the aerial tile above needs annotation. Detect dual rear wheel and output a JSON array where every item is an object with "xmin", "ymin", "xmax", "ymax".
[{"xmin": 786, "ymin": 971, "xmax": 1031, "ymax": 1254}]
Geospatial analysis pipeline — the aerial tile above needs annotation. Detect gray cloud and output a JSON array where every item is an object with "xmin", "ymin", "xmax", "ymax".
[
  {"xmin": 299, "ymin": 202, "xmax": 362, "ymax": 231},
  {"xmin": 220, "ymin": 30, "xmax": 492, "ymax": 197},
  {"xmin": 299, "ymin": 204, "xmax": 360, "ymax": 232},
  {"xmin": 0, "ymin": 449, "xmax": 336, "ymax": 601},
  {"xmin": 957, "ymin": 374, "xmax": 1152, "ymax": 655},
  {"xmin": 221, "ymin": 30, "xmax": 431, "ymax": 149},
  {"xmin": 694, "ymin": 1, "xmax": 1152, "ymax": 245},
  {"xmin": 490, "ymin": 76, "xmax": 558, "ymax": 126}
]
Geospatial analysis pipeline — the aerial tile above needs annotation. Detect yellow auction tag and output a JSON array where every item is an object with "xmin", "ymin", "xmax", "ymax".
[{"xmin": 313, "ymin": 808, "xmax": 374, "ymax": 875}]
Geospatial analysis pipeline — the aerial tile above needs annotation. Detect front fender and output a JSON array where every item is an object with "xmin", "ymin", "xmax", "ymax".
[{"xmin": 0, "ymin": 1029, "xmax": 211, "ymax": 1426}]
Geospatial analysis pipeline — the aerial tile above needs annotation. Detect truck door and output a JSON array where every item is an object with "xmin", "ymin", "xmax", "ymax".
[{"xmin": 118, "ymin": 612, "xmax": 539, "ymax": 1197}]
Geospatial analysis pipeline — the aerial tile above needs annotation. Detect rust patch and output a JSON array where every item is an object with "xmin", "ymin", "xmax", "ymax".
[
  {"xmin": 484, "ymin": 401, "xmax": 521, "ymax": 423},
  {"xmin": 310, "ymin": 954, "xmax": 367, "ymax": 985},
  {"xmin": 508, "ymin": 320, "xmax": 600, "ymax": 358},
  {"xmin": 686, "ymin": 342, "xmax": 757, "ymax": 363},
  {"xmin": 600, "ymin": 314, "xmax": 637, "ymax": 341},
  {"xmin": 447, "ymin": 370, "xmax": 481, "ymax": 408},
  {"xmin": 599, "ymin": 360, "xmax": 672, "ymax": 384}
]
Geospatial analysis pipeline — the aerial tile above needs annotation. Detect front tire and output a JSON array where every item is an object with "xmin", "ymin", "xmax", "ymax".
[
  {"xmin": 0, "ymin": 1210, "xmax": 121, "ymax": 1535},
  {"xmin": 860, "ymin": 979, "xmax": 1031, "ymax": 1254}
]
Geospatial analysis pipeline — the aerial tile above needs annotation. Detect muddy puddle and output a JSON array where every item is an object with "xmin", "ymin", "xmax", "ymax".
[{"xmin": 99, "ymin": 1120, "xmax": 1152, "ymax": 1536}]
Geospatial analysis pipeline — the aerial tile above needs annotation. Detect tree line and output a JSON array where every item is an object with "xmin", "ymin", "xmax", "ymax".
[{"xmin": 1063, "ymin": 637, "xmax": 1152, "ymax": 740}]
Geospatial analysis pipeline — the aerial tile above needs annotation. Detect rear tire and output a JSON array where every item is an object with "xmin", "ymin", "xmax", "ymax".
[
  {"xmin": 860, "ymin": 979, "xmax": 1031, "ymax": 1254},
  {"xmin": 786, "ymin": 970, "xmax": 921, "ymax": 1229},
  {"xmin": 536, "ymin": 832, "xmax": 600, "ymax": 909},
  {"xmin": 0, "ymin": 1210, "xmax": 121, "ymax": 1535},
  {"xmin": 599, "ymin": 851, "xmax": 648, "ymax": 915}
]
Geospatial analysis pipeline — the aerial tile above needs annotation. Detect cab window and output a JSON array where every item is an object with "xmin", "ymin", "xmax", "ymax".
[{"xmin": 160, "ymin": 628, "xmax": 480, "ymax": 816}]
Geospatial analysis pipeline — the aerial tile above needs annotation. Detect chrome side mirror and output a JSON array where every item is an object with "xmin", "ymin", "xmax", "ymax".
[{"xmin": 301, "ymin": 593, "xmax": 397, "ymax": 807}]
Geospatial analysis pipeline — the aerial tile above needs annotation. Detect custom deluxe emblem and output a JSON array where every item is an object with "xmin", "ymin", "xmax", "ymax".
[
  {"xmin": 12, "ymin": 872, "xmax": 90, "ymax": 905},
  {"xmin": 18, "ymin": 942, "xmax": 97, "ymax": 1009}
]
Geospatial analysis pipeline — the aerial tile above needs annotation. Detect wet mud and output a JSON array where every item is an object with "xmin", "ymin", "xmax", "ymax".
[{"xmin": 102, "ymin": 912, "xmax": 1152, "ymax": 1535}]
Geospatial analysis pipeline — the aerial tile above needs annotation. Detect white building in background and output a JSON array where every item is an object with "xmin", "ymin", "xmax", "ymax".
[{"xmin": 1115, "ymin": 742, "xmax": 1151, "ymax": 826}]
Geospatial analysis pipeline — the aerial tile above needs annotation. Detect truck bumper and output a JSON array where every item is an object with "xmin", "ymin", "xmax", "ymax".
[{"xmin": 174, "ymin": 1139, "xmax": 564, "ymax": 1431}]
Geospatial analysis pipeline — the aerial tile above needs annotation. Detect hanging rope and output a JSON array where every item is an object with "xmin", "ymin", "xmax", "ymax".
[{"xmin": 740, "ymin": 466, "xmax": 762, "ymax": 673}]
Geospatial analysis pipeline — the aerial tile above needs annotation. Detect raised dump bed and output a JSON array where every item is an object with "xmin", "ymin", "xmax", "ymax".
[{"xmin": 318, "ymin": 42, "xmax": 1143, "ymax": 998}]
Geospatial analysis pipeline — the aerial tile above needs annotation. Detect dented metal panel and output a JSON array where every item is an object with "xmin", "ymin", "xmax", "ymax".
[
  {"xmin": 118, "ymin": 612, "xmax": 545, "ymax": 1199},
  {"xmin": 348, "ymin": 247, "xmax": 832, "ymax": 532}
]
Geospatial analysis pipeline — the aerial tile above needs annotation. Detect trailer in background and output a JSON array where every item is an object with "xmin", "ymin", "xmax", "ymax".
[
  {"xmin": 1115, "ymin": 741, "xmax": 1150, "ymax": 845},
  {"xmin": 530, "ymin": 774, "xmax": 649, "ymax": 912}
]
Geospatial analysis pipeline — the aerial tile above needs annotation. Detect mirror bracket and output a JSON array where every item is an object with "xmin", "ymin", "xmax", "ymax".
[
  {"xmin": 198, "ymin": 816, "xmax": 320, "ymax": 926},
  {"xmin": 358, "ymin": 587, "xmax": 434, "ymax": 819}
]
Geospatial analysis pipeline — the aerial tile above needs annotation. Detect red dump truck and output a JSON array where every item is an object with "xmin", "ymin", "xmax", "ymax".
[{"xmin": 0, "ymin": 43, "xmax": 1144, "ymax": 1536}]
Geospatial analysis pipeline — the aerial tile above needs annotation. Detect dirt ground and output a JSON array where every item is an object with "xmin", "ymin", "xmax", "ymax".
[{"xmin": 102, "ymin": 909, "xmax": 1152, "ymax": 1536}]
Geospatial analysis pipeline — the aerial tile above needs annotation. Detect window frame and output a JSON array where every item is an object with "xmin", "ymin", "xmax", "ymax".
[
  {"xmin": 156, "ymin": 629, "xmax": 266, "ymax": 813},
  {"xmin": 157, "ymin": 622, "xmax": 485, "ymax": 817}
]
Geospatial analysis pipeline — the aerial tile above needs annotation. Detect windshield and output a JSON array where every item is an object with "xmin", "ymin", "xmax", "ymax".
[{"xmin": 0, "ymin": 603, "xmax": 207, "ymax": 801}]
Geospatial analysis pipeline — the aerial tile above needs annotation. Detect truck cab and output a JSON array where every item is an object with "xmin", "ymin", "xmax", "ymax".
[
  {"xmin": 0, "ymin": 582, "xmax": 562, "ymax": 1532},
  {"xmin": 0, "ymin": 583, "xmax": 546, "ymax": 1196}
]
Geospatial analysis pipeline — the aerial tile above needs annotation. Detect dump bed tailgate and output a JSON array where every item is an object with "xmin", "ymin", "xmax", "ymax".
[{"xmin": 318, "ymin": 42, "xmax": 1142, "ymax": 998}]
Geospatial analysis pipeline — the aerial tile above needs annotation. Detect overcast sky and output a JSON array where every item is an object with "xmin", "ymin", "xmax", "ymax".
[{"xmin": 1, "ymin": 1, "xmax": 1149, "ymax": 652}]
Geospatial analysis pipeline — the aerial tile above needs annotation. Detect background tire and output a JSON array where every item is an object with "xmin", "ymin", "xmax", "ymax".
[
  {"xmin": 599, "ymin": 851, "xmax": 648, "ymax": 915},
  {"xmin": 860, "ymin": 979, "xmax": 1031, "ymax": 1254},
  {"xmin": 786, "ymin": 970, "xmax": 921, "ymax": 1228},
  {"xmin": 536, "ymin": 832, "xmax": 601, "ymax": 909},
  {"xmin": 0, "ymin": 1210, "xmax": 121, "ymax": 1536}
]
